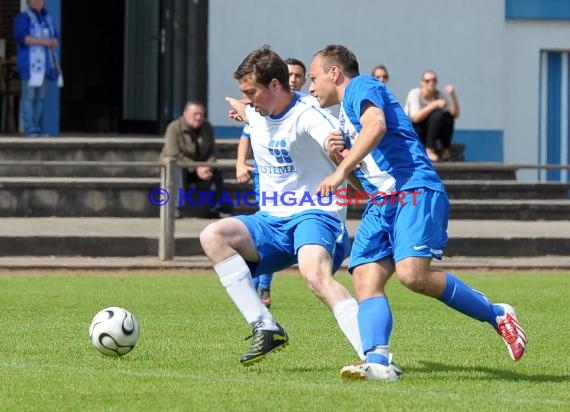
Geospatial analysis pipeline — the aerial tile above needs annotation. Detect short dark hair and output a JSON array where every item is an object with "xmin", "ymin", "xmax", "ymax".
[
  {"xmin": 184, "ymin": 100, "xmax": 205, "ymax": 112},
  {"xmin": 234, "ymin": 45, "xmax": 290, "ymax": 92},
  {"xmin": 284, "ymin": 58, "xmax": 306, "ymax": 76},
  {"xmin": 314, "ymin": 44, "xmax": 359, "ymax": 78}
]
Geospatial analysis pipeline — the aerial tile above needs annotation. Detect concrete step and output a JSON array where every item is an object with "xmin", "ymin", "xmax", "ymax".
[
  {"xmin": 0, "ymin": 177, "xmax": 161, "ymax": 217},
  {"xmin": 233, "ymin": 200, "xmax": 570, "ymax": 220},
  {"xmin": 1, "ymin": 177, "xmax": 569, "ymax": 219},
  {"xmin": 0, "ymin": 137, "xmax": 509, "ymax": 181},
  {"xmin": 444, "ymin": 180, "xmax": 570, "ymax": 199},
  {"xmin": 0, "ymin": 137, "xmax": 164, "ymax": 160},
  {"xmin": 0, "ymin": 218, "xmax": 568, "ymax": 258},
  {"xmin": 0, "ymin": 137, "xmax": 164, "ymax": 178},
  {"xmin": 222, "ymin": 179, "xmax": 570, "ymax": 200}
]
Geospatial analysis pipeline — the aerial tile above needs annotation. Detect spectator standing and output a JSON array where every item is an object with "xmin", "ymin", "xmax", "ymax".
[
  {"xmin": 404, "ymin": 69, "xmax": 460, "ymax": 162},
  {"xmin": 14, "ymin": 0, "xmax": 61, "ymax": 137}
]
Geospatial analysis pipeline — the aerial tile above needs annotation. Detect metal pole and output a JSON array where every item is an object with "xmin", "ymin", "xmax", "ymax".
[{"xmin": 159, "ymin": 157, "xmax": 177, "ymax": 260}]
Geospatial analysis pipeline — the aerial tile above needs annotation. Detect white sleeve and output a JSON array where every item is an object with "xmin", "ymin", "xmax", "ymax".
[
  {"xmin": 301, "ymin": 108, "xmax": 338, "ymax": 148},
  {"xmin": 404, "ymin": 88, "xmax": 421, "ymax": 117}
]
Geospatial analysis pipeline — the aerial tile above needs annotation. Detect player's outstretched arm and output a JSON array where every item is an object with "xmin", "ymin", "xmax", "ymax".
[{"xmin": 225, "ymin": 97, "xmax": 248, "ymax": 123}]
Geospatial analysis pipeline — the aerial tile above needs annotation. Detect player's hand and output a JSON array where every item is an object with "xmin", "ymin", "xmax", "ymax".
[
  {"xmin": 324, "ymin": 130, "xmax": 345, "ymax": 156},
  {"xmin": 228, "ymin": 109, "xmax": 244, "ymax": 122},
  {"xmin": 196, "ymin": 166, "xmax": 213, "ymax": 181},
  {"xmin": 317, "ymin": 170, "xmax": 345, "ymax": 198},
  {"xmin": 225, "ymin": 97, "xmax": 248, "ymax": 123},
  {"xmin": 236, "ymin": 164, "xmax": 253, "ymax": 183}
]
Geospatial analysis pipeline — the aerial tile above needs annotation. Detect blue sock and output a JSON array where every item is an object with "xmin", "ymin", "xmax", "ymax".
[
  {"xmin": 252, "ymin": 275, "xmax": 260, "ymax": 290},
  {"xmin": 438, "ymin": 272, "xmax": 499, "ymax": 327},
  {"xmin": 258, "ymin": 273, "xmax": 273, "ymax": 289},
  {"xmin": 358, "ymin": 296, "xmax": 392, "ymax": 366}
]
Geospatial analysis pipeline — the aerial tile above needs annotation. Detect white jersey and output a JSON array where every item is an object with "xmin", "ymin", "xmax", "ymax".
[{"xmin": 246, "ymin": 92, "xmax": 346, "ymax": 222}]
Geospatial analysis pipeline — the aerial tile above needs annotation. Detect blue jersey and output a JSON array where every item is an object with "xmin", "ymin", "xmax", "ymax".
[{"xmin": 339, "ymin": 75, "xmax": 445, "ymax": 194}]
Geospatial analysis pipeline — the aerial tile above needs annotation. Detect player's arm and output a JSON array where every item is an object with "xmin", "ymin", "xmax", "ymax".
[
  {"xmin": 343, "ymin": 167, "xmax": 364, "ymax": 191},
  {"xmin": 323, "ymin": 133, "xmax": 364, "ymax": 191},
  {"xmin": 317, "ymin": 103, "xmax": 385, "ymax": 196},
  {"xmin": 225, "ymin": 97, "xmax": 248, "ymax": 123},
  {"xmin": 337, "ymin": 104, "xmax": 385, "ymax": 177},
  {"xmin": 236, "ymin": 136, "xmax": 253, "ymax": 183}
]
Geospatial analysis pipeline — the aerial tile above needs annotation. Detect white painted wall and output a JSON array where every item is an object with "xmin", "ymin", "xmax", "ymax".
[
  {"xmin": 208, "ymin": 0, "xmax": 504, "ymax": 130},
  {"xmin": 504, "ymin": 21, "xmax": 570, "ymax": 166},
  {"xmin": 209, "ymin": 0, "xmax": 570, "ymax": 177}
]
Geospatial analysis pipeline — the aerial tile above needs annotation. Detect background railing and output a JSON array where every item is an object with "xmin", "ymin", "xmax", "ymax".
[{"xmin": 1, "ymin": 158, "xmax": 568, "ymax": 261}]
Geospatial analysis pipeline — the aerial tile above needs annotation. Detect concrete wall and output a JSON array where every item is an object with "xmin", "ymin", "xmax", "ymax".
[
  {"xmin": 208, "ymin": 0, "xmax": 570, "ymax": 169},
  {"xmin": 208, "ymin": 0, "xmax": 505, "ymax": 160},
  {"xmin": 504, "ymin": 20, "xmax": 570, "ymax": 179}
]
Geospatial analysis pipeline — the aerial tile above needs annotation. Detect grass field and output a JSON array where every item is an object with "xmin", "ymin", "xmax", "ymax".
[{"xmin": 1, "ymin": 271, "xmax": 569, "ymax": 411}]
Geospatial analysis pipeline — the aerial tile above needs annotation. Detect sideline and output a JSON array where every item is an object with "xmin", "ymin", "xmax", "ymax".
[{"xmin": 0, "ymin": 256, "xmax": 569, "ymax": 275}]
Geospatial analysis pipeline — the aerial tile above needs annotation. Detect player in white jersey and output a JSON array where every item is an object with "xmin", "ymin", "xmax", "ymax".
[
  {"xmin": 309, "ymin": 44, "xmax": 526, "ymax": 381},
  {"xmin": 235, "ymin": 58, "xmax": 316, "ymax": 309},
  {"xmin": 200, "ymin": 46, "xmax": 363, "ymax": 367}
]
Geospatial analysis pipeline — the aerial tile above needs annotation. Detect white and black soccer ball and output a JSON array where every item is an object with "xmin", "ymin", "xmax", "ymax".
[{"xmin": 89, "ymin": 307, "xmax": 140, "ymax": 357}]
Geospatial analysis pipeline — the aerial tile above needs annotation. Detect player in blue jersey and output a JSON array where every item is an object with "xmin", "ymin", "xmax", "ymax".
[
  {"xmin": 309, "ymin": 44, "xmax": 527, "ymax": 381},
  {"xmin": 200, "ymin": 46, "xmax": 364, "ymax": 366},
  {"xmin": 235, "ymin": 58, "xmax": 312, "ymax": 308}
]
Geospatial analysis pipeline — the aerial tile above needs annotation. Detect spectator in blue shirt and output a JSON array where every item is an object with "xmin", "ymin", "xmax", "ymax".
[{"xmin": 14, "ymin": 0, "xmax": 60, "ymax": 137}]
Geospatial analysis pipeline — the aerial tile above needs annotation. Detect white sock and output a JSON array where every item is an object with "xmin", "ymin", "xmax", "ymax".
[
  {"xmin": 214, "ymin": 254, "xmax": 277, "ymax": 329},
  {"xmin": 332, "ymin": 297, "xmax": 364, "ymax": 360}
]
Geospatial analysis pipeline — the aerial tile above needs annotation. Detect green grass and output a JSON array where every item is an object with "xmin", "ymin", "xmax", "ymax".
[{"xmin": 0, "ymin": 271, "xmax": 569, "ymax": 411}]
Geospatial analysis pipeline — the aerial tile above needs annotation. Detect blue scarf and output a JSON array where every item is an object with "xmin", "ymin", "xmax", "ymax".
[{"xmin": 26, "ymin": 8, "xmax": 58, "ymax": 86}]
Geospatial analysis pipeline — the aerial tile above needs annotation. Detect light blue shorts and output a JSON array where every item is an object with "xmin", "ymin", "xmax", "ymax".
[
  {"xmin": 236, "ymin": 209, "xmax": 350, "ymax": 276},
  {"xmin": 348, "ymin": 188, "xmax": 449, "ymax": 272}
]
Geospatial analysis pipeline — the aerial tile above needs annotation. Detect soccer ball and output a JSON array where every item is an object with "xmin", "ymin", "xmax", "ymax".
[{"xmin": 89, "ymin": 307, "xmax": 140, "ymax": 357}]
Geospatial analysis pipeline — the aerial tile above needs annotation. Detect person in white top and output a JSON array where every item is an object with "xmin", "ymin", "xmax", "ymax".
[
  {"xmin": 235, "ymin": 57, "xmax": 314, "ymax": 309},
  {"xmin": 200, "ymin": 46, "xmax": 363, "ymax": 367},
  {"xmin": 404, "ymin": 69, "xmax": 460, "ymax": 162}
]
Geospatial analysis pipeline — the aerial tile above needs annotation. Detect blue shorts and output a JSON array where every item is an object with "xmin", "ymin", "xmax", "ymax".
[
  {"xmin": 348, "ymin": 188, "xmax": 449, "ymax": 272},
  {"xmin": 236, "ymin": 209, "xmax": 350, "ymax": 276}
]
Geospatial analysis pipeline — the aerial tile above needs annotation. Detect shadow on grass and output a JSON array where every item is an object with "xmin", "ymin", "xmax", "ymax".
[{"xmin": 413, "ymin": 360, "xmax": 568, "ymax": 383}]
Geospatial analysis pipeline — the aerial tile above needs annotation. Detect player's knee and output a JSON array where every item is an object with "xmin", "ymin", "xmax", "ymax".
[
  {"xmin": 300, "ymin": 269, "xmax": 328, "ymax": 297},
  {"xmin": 199, "ymin": 222, "xmax": 223, "ymax": 253},
  {"xmin": 397, "ymin": 269, "xmax": 430, "ymax": 292},
  {"xmin": 395, "ymin": 257, "xmax": 433, "ymax": 292},
  {"xmin": 398, "ymin": 273, "xmax": 419, "ymax": 292}
]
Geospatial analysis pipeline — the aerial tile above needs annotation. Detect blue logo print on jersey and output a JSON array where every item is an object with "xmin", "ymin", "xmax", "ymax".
[{"xmin": 268, "ymin": 139, "xmax": 292, "ymax": 164}]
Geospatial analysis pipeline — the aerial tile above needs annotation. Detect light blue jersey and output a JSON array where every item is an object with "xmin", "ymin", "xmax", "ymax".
[
  {"xmin": 341, "ymin": 75, "xmax": 449, "ymax": 267},
  {"xmin": 339, "ymin": 75, "xmax": 445, "ymax": 195}
]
